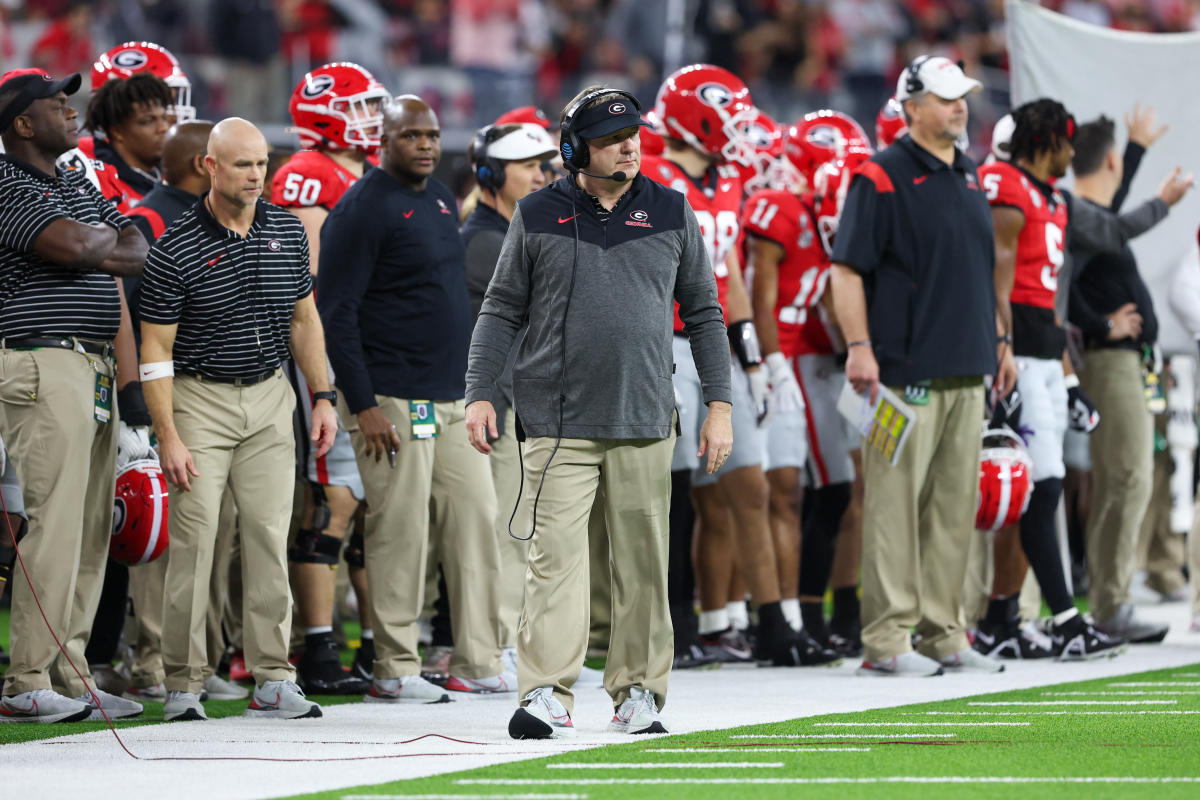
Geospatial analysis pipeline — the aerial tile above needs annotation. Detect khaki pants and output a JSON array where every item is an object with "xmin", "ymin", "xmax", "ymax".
[
  {"xmin": 162, "ymin": 371, "xmax": 296, "ymax": 693},
  {"xmin": 587, "ymin": 491, "xmax": 612, "ymax": 655},
  {"xmin": 861, "ymin": 378, "xmax": 982, "ymax": 663},
  {"xmin": 1079, "ymin": 349, "xmax": 1152, "ymax": 621},
  {"xmin": 127, "ymin": 556, "xmax": 167, "ymax": 687},
  {"xmin": 1137, "ymin": 415, "xmax": 1186, "ymax": 596},
  {"xmin": 0, "ymin": 346, "xmax": 118, "ymax": 697},
  {"xmin": 517, "ymin": 430, "xmax": 675, "ymax": 715},
  {"xmin": 343, "ymin": 396, "xmax": 501, "ymax": 680},
  {"xmin": 491, "ymin": 408, "xmax": 527, "ymax": 649}
]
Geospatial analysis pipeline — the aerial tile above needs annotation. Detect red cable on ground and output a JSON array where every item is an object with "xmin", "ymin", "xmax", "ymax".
[{"xmin": 2, "ymin": 489, "xmax": 494, "ymax": 761}]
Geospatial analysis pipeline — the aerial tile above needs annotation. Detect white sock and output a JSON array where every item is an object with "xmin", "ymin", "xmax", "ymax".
[
  {"xmin": 726, "ymin": 601, "xmax": 750, "ymax": 632},
  {"xmin": 781, "ymin": 598, "xmax": 801, "ymax": 631},
  {"xmin": 698, "ymin": 608, "xmax": 730, "ymax": 636},
  {"xmin": 1052, "ymin": 607, "xmax": 1079, "ymax": 626},
  {"xmin": 360, "ymin": 628, "xmax": 373, "ymax": 641},
  {"xmin": 306, "ymin": 625, "xmax": 333, "ymax": 636}
]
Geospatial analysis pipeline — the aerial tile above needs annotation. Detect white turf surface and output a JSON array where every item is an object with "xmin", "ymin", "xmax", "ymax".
[{"xmin": 5, "ymin": 603, "xmax": 1199, "ymax": 800}]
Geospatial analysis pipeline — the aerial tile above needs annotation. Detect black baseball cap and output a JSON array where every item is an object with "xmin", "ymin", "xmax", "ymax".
[
  {"xmin": 0, "ymin": 69, "xmax": 82, "ymax": 133},
  {"xmin": 574, "ymin": 95, "xmax": 652, "ymax": 141}
]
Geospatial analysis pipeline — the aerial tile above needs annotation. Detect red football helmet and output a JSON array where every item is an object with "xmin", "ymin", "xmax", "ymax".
[
  {"xmin": 783, "ymin": 110, "xmax": 872, "ymax": 188},
  {"xmin": 812, "ymin": 158, "xmax": 856, "ymax": 257},
  {"xmin": 733, "ymin": 107, "xmax": 783, "ymax": 194},
  {"xmin": 876, "ymin": 96, "xmax": 908, "ymax": 149},
  {"xmin": 91, "ymin": 41, "xmax": 195, "ymax": 122},
  {"xmin": 640, "ymin": 110, "xmax": 666, "ymax": 157},
  {"xmin": 654, "ymin": 63, "xmax": 757, "ymax": 166},
  {"xmin": 111, "ymin": 459, "xmax": 169, "ymax": 565},
  {"xmin": 289, "ymin": 62, "xmax": 389, "ymax": 153},
  {"xmin": 976, "ymin": 428, "xmax": 1034, "ymax": 531}
]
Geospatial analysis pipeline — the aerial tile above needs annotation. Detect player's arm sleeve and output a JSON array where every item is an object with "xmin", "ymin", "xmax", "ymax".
[
  {"xmin": 831, "ymin": 164, "xmax": 893, "ymax": 275},
  {"xmin": 467, "ymin": 207, "xmax": 531, "ymax": 406},
  {"xmin": 1112, "ymin": 141, "xmax": 1145, "ymax": 212},
  {"xmin": 137, "ymin": 241, "xmax": 186, "ymax": 326},
  {"xmin": 676, "ymin": 199, "xmax": 732, "ymax": 406},
  {"xmin": 316, "ymin": 201, "xmax": 382, "ymax": 414},
  {"xmin": 465, "ymin": 229, "xmax": 505, "ymax": 326}
]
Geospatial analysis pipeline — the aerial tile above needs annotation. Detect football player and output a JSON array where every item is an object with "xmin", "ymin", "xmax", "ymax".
[
  {"xmin": 976, "ymin": 99, "xmax": 1124, "ymax": 661},
  {"xmin": 271, "ymin": 62, "xmax": 389, "ymax": 693},
  {"xmin": 647, "ymin": 64, "xmax": 839, "ymax": 667}
]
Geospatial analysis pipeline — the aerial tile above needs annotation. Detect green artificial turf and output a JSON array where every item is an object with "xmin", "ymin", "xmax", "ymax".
[{"xmin": 281, "ymin": 662, "xmax": 1200, "ymax": 800}]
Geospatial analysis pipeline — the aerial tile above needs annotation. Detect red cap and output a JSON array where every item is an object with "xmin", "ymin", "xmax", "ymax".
[{"xmin": 495, "ymin": 105, "xmax": 551, "ymax": 130}]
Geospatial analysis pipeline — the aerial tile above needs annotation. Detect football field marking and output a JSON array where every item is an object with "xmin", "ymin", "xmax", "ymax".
[
  {"xmin": 458, "ymin": 777, "xmax": 1200, "ymax": 786},
  {"xmin": 646, "ymin": 748, "xmax": 871, "ymax": 753},
  {"xmin": 969, "ymin": 700, "xmax": 1176, "ymax": 706},
  {"xmin": 1109, "ymin": 681, "xmax": 1200, "ymax": 687},
  {"xmin": 731, "ymin": 733, "xmax": 957, "ymax": 739},
  {"xmin": 344, "ymin": 795, "xmax": 589, "ymax": 799},
  {"xmin": 905, "ymin": 710, "xmax": 1200, "ymax": 716},
  {"xmin": 546, "ymin": 762, "xmax": 783, "ymax": 770},
  {"xmin": 812, "ymin": 722, "xmax": 1029, "ymax": 727},
  {"xmin": 1044, "ymin": 691, "xmax": 1200, "ymax": 696}
]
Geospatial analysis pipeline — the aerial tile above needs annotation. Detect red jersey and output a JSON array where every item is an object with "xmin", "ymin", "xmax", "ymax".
[
  {"xmin": 641, "ymin": 155, "xmax": 742, "ymax": 332},
  {"xmin": 742, "ymin": 188, "xmax": 831, "ymax": 358},
  {"xmin": 270, "ymin": 150, "xmax": 360, "ymax": 211},
  {"xmin": 979, "ymin": 161, "xmax": 1068, "ymax": 310}
]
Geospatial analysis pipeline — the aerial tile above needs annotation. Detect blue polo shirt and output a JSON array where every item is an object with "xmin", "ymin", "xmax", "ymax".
[{"xmin": 832, "ymin": 135, "xmax": 997, "ymax": 387}]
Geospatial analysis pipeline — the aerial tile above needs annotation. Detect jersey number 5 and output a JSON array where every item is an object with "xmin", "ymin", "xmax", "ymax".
[
  {"xmin": 1041, "ymin": 222, "xmax": 1064, "ymax": 291},
  {"xmin": 282, "ymin": 173, "xmax": 322, "ymax": 206}
]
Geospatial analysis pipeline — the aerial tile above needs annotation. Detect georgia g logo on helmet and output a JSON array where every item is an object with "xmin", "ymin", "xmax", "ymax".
[
  {"xmin": 112, "ymin": 48, "xmax": 149, "ymax": 70},
  {"xmin": 806, "ymin": 125, "xmax": 840, "ymax": 149},
  {"xmin": 697, "ymin": 83, "xmax": 733, "ymax": 109},
  {"xmin": 300, "ymin": 73, "xmax": 336, "ymax": 100}
]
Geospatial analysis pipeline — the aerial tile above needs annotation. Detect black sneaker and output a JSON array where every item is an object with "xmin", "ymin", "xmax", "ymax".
[
  {"xmin": 351, "ymin": 639, "xmax": 375, "ymax": 683},
  {"xmin": 1052, "ymin": 615, "xmax": 1128, "ymax": 661},
  {"xmin": 973, "ymin": 620, "xmax": 1054, "ymax": 659},
  {"xmin": 298, "ymin": 635, "xmax": 371, "ymax": 695},
  {"xmin": 698, "ymin": 628, "xmax": 755, "ymax": 663},
  {"xmin": 756, "ymin": 627, "xmax": 844, "ymax": 668},
  {"xmin": 672, "ymin": 643, "xmax": 721, "ymax": 670},
  {"xmin": 829, "ymin": 616, "xmax": 863, "ymax": 658}
]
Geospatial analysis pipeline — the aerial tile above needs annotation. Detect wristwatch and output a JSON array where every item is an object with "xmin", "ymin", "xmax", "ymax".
[{"xmin": 312, "ymin": 390, "xmax": 337, "ymax": 404}]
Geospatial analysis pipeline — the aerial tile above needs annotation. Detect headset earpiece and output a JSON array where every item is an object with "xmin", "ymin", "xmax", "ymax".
[
  {"xmin": 904, "ymin": 55, "xmax": 931, "ymax": 97},
  {"xmin": 471, "ymin": 124, "xmax": 508, "ymax": 193},
  {"xmin": 559, "ymin": 88, "xmax": 642, "ymax": 172}
]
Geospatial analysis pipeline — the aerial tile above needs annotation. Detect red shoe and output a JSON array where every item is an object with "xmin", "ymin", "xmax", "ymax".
[{"xmin": 228, "ymin": 653, "xmax": 252, "ymax": 684}]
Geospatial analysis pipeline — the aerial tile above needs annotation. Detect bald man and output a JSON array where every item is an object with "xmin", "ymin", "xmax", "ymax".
[
  {"xmin": 318, "ymin": 96, "xmax": 507, "ymax": 702},
  {"xmin": 140, "ymin": 117, "xmax": 338, "ymax": 721}
]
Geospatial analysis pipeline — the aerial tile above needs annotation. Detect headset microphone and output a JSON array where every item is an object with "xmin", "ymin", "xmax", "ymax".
[{"xmin": 576, "ymin": 168, "xmax": 628, "ymax": 182}]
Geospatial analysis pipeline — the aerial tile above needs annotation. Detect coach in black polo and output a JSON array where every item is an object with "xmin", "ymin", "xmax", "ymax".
[
  {"xmin": 0, "ymin": 68, "xmax": 147, "ymax": 723},
  {"xmin": 830, "ymin": 56, "xmax": 1013, "ymax": 677},
  {"xmin": 139, "ymin": 117, "xmax": 336, "ymax": 722}
]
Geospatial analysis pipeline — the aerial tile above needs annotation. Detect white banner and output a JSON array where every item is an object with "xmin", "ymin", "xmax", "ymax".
[{"xmin": 1007, "ymin": 0, "xmax": 1200, "ymax": 353}]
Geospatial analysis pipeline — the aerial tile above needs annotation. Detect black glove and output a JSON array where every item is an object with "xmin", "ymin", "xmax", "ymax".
[
  {"xmin": 988, "ymin": 387, "xmax": 1022, "ymax": 433},
  {"xmin": 1068, "ymin": 384, "xmax": 1100, "ymax": 433},
  {"xmin": 117, "ymin": 381, "xmax": 152, "ymax": 427}
]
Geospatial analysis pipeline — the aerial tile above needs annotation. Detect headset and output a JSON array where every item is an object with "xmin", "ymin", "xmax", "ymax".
[
  {"xmin": 559, "ymin": 87, "xmax": 642, "ymax": 174},
  {"xmin": 903, "ymin": 55, "xmax": 933, "ymax": 97},
  {"xmin": 471, "ymin": 124, "xmax": 508, "ymax": 193}
]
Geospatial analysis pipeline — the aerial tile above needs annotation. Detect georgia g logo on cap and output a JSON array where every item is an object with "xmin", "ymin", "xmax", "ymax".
[
  {"xmin": 609, "ymin": 102, "xmax": 626, "ymax": 115},
  {"xmin": 300, "ymin": 73, "xmax": 335, "ymax": 100},
  {"xmin": 112, "ymin": 49, "xmax": 148, "ymax": 70}
]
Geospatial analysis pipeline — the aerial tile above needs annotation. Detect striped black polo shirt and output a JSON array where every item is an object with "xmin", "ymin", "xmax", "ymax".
[
  {"xmin": 0, "ymin": 154, "xmax": 131, "ymax": 340},
  {"xmin": 138, "ymin": 196, "xmax": 312, "ymax": 379}
]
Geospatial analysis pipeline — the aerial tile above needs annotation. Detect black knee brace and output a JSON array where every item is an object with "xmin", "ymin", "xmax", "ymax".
[
  {"xmin": 799, "ymin": 482, "xmax": 852, "ymax": 597},
  {"xmin": 343, "ymin": 529, "xmax": 365, "ymax": 568},
  {"xmin": 288, "ymin": 527, "xmax": 342, "ymax": 565}
]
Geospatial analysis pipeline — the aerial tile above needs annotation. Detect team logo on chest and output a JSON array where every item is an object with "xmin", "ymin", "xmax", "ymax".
[
  {"xmin": 626, "ymin": 209, "xmax": 652, "ymax": 228},
  {"xmin": 437, "ymin": 197, "xmax": 452, "ymax": 215},
  {"xmin": 267, "ymin": 239, "xmax": 282, "ymax": 252}
]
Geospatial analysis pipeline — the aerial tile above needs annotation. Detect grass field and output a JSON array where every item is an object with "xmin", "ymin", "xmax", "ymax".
[{"xmin": 279, "ymin": 662, "xmax": 1200, "ymax": 800}]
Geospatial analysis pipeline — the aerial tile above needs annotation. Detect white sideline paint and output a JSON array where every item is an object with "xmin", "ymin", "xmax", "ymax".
[
  {"xmin": 731, "ymin": 733, "xmax": 957, "ymax": 738},
  {"xmin": 908, "ymin": 710, "xmax": 1200, "ymax": 715},
  {"xmin": 458, "ymin": 777, "xmax": 1200, "ymax": 786},
  {"xmin": 343, "ymin": 796, "xmax": 588, "ymax": 800},
  {"xmin": 2, "ymin": 603, "xmax": 1196, "ymax": 800},
  {"xmin": 646, "ymin": 748, "xmax": 871, "ymax": 753},
  {"xmin": 546, "ymin": 762, "xmax": 783, "ymax": 769},
  {"xmin": 969, "ymin": 700, "xmax": 1177, "ymax": 706},
  {"xmin": 1110, "ymin": 682, "xmax": 1200, "ymax": 687},
  {"xmin": 1044, "ymin": 691, "xmax": 1200, "ymax": 696},
  {"xmin": 812, "ymin": 722, "xmax": 1029, "ymax": 727}
]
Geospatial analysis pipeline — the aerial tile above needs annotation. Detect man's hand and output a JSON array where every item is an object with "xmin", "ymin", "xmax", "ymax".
[
  {"xmin": 1157, "ymin": 166, "xmax": 1194, "ymax": 207},
  {"xmin": 1107, "ymin": 302, "xmax": 1143, "ymax": 340},
  {"xmin": 995, "ymin": 344, "xmax": 1018, "ymax": 398},
  {"xmin": 158, "ymin": 433, "xmax": 199, "ymax": 491},
  {"xmin": 1126, "ymin": 103, "xmax": 1167, "ymax": 148},
  {"xmin": 746, "ymin": 365, "xmax": 770, "ymax": 427},
  {"xmin": 357, "ymin": 406, "xmax": 402, "ymax": 464},
  {"xmin": 845, "ymin": 344, "xmax": 880, "ymax": 403},
  {"xmin": 310, "ymin": 400, "xmax": 338, "ymax": 458},
  {"xmin": 765, "ymin": 351, "xmax": 805, "ymax": 414},
  {"xmin": 465, "ymin": 400, "xmax": 498, "ymax": 455},
  {"xmin": 697, "ymin": 401, "xmax": 734, "ymax": 474}
]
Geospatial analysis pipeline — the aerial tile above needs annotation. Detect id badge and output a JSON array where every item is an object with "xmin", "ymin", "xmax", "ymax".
[
  {"xmin": 94, "ymin": 371, "xmax": 113, "ymax": 423},
  {"xmin": 409, "ymin": 399, "xmax": 438, "ymax": 439},
  {"xmin": 903, "ymin": 380, "xmax": 931, "ymax": 407}
]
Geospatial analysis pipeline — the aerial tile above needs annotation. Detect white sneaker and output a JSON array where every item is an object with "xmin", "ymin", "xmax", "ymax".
[
  {"xmin": 857, "ymin": 650, "xmax": 944, "ymax": 677},
  {"xmin": 576, "ymin": 664, "xmax": 604, "ymax": 686},
  {"xmin": 0, "ymin": 689, "xmax": 91, "ymax": 723},
  {"xmin": 204, "ymin": 674, "xmax": 250, "ymax": 700},
  {"xmin": 501, "ymin": 647, "xmax": 518, "ymax": 676},
  {"xmin": 75, "ymin": 688, "xmax": 143, "ymax": 720},
  {"xmin": 123, "ymin": 683, "xmax": 166, "ymax": 703},
  {"xmin": 164, "ymin": 690, "xmax": 207, "ymax": 721},
  {"xmin": 444, "ymin": 671, "xmax": 518, "ymax": 694},
  {"xmin": 365, "ymin": 675, "xmax": 451, "ymax": 704},
  {"xmin": 609, "ymin": 686, "xmax": 667, "ymax": 734},
  {"xmin": 244, "ymin": 680, "xmax": 321, "ymax": 719},
  {"xmin": 508, "ymin": 686, "xmax": 575, "ymax": 739},
  {"xmin": 938, "ymin": 647, "xmax": 1005, "ymax": 673}
]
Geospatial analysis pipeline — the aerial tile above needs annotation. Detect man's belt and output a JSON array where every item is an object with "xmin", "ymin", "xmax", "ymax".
[
  {"xmin": 2, "ymin": 336, "xmax": 113, "ymax": 357},
  {"xmin": 178, "ymin": 369, "xmax": 276, "ymax": 386}
]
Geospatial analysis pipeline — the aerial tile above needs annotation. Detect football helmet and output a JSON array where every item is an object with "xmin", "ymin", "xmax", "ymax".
[
  {"xmin": 783, "ymin": 110, "xmax": 872, "ymax": 188},
  {"xmin": 875, "ymin": 96, "xmax": 907, "ymax": 149},
  {"xmin": 91, "ymin": 41, "xmax": 195, "ymax": 122},
  {"xmin": 733, "ymin": 107, "xmax": 783, "ymax": 194},
  {"xmin": 289, "ymin": 62, "xmax": 389, "ymax": 153},
  {"xmin": 812, "ymin": 158, "xmax": 855, "ymax": 257},
  {"xmin": 640, "ymin": 110, "xmax": 666, "ymax": 157},
  {"xmin": 111, "ymin": 459, "xmax": 169, "ymax": 565},
  {"xmin": 976, "ymin": 427, "xmax": 1034, "ymax": 532},
  {"xmin": 653, "ymin": 63, "xmax": 757, "ymax": 166}
]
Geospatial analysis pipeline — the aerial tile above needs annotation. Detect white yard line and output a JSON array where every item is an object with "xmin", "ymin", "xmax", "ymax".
[
  {"xmin": 546, "ymin": 762, "xmax": 782, "ymax": 769},
  {"xmin": 458, "ymin": 777, "xmax": 1200, "ymax": 786},
  {"xmin": 907, "ymin": 710, "xmax": 1200, "ymax": 715},
  {"xmin": 811, "ymin": 721, "xmax": 1029, "ymax": 727},
  {"xmin": 645, "ymin": 748, "xmax": 871, "ymax": 753},
  {"xmin": 1043, "ymin": 691, "xmax": 1200, "ymax": 696},
  {"xmin": 343, "ymin": 795, "xmax": 589, "ymax": 800},
  {"xmin": 1109, "ymin": 682, "xmax": 1200, "ymax": 687},
  {"xmin": 969, "ymin": 700, "xmax": 1176, "ymax": 706},
  {"xmin": 731, "ymin": 733, "xmax": 957, "ymax": 738}
]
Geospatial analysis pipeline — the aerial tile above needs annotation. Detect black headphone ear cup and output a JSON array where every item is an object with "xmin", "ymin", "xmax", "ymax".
[{"xmin": 485, "ymin": 157, "xmax": 506, "ymax": 191}]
